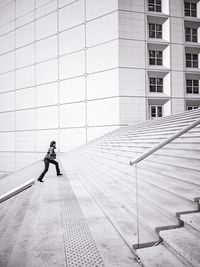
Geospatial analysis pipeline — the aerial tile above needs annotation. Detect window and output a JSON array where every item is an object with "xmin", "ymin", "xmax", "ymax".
[
  {"xmin": 149, "ymin": 77, "xmax": 163, "ymax": 92},
  {"xmin": 148, "ymin": 0, "xmax": 162, "ymax": 12},
  {"xmin": 186, "ymin": 79, "xmax": 199, "ymax": 94},
  {"xmin": 184, "ymin": 2, "xmax": 197, "ymax": 17},
  {"xmin": 186, "ymin": 53, "xmax": 198, "ymax": 68},
  {"xmin": 185, "ymin": 27, "xmax": 197, "ymax": 42},
  {"xmin": 150, "ymin": 105, "xmax": 163, "ymax": 118},
  {"xmin": 149, "ymin": 50, "xmax": 163, "ymax": 65},
  {"xmin": 187, "ymin": 106, "xmax": 199, "ymax": 110},
  {"xmin": 149, "ymin": 24, "xmax": 162, "ymax": 39}
]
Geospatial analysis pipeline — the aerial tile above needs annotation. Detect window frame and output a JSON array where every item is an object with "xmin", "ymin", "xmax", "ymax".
[
  {"xmin": 149, "ymin": 77, "xmax": 164, "ymax": 92},
  {"xmin": 187, "ymin": 106, "xmax": 199, "ymax": 110},
  {"xmin": 149, "ymin": 23, "xmax": 162, "ymax": 39},
  {"xmin": 150, "ymin": 105, "xmax": 163, "ymax": 118},
  {"xmin": 186, "ymin": 53, "xmax": 199, "ymax": 68},
  {"xmin": 185, "ymin": 27, "xmax": 198, "ymax": 42},
  {"xmin": 186, "ymin": 79, "xmax": 199, "ymax": 94},
  {"xmin": 149, "ymin": 50, "xmax": 163, "ymax": 66},
  {"xmin": 148, "ymin": 0, "xmax": 162, "ymax": 12},
  {"xmin": 184, "ymin": 2, "xmax": 197, "ymax": 17}
]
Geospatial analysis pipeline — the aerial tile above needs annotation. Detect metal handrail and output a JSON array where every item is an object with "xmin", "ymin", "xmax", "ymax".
[
  {"xmin": 0, "ymin": 179, "xmax": 35, "ymax": 203},
  {"xmin": 130, "ymin": 117, "xmax": 200, "ymax": 166}
]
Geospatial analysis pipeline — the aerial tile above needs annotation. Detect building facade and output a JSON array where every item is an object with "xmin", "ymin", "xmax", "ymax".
[{"xmin": 0, "ymin": 0, "xmax": 199, "ymax": 172}]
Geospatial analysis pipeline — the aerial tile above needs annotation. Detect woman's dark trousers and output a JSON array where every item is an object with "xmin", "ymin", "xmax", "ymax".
[{"xmin": 38, "ymin": 158, "xmax": 61, "ymax": 181}]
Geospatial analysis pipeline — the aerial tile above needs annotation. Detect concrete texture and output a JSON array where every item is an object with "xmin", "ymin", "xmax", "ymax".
[
  {"xmin": 136, "ymin": 244, "xmax": 185, "ymax": 267},
  {"xmin": 161, "ymin": 228, "xmax": 200, "ymax": 267},
  {"xmin": 1, "ymin": 109, "xmax": 200, "ymax": 266},
  {"xmin": 180, "ymin": 213, "xmax": 200, "ymax": 238},
  {"xmin": 59, "ymin": 109, "xmax": 200, "ymax": 265},
  {"xmin": 0, "ymin": 168, "xmax": 140, "ymax": 267},
  {"xmin": 0, "ymin": 161, "xmax": 43, "ymax": 196}
]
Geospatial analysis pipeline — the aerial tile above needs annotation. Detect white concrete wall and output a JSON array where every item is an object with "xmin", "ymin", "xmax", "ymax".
[
  {"xmin": 1, "ymin": 0, "xmax": 200, "ymax": 172},
  {"xmin": 119, "ymin": 0, "xmax": 200, "ymax": 122},
  {"xmin": 0, "ymin": 0, "xmax": 120, "ymax": 172}
]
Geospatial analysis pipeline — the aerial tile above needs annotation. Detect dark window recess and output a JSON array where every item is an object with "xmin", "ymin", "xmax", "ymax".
[
  {"xmin": 187, "ymin": 106, "xmax": 199, "ymax": 110},
  {"xmin": 149, "ymin": 50, "xmax": 163, "ymax": 65},
  {"xmin": 149, "ymin": 23, "xmax": 162, "ymax": 39},
  {"xmin": 184, "ymin": 2, "xmax": 197, "ymax": 17},
  {"xmin": 186, "ymin": 53, "xmax": 198, "ymax": 68},
  {"xmin": 148, "ymin": 0, "xmax": 162, "ymax": 12},
  {"xmin": 186, "ymin": 79, "xmax": 199, "ymax": 94},
  {"xmin": 149, "ymin": 77, "xmax": 163, "ymax": 92},
  {"xmin": 150, "ymin": 105, "xmax": 163, "ymax": 118},
  {"xmin": 185, "ymin": 27, "xmax": 197, "ymax": 42}
]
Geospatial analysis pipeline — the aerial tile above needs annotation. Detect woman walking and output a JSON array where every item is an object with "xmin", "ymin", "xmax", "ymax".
[{"xmin": 38, "ymin": 141, "xmax": 62, "ymax": 182}]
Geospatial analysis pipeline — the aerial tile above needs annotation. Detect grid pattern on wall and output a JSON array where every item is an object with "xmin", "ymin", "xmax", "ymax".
[
  {"xmin": 0, "ymin": 0, "xmax": 122, "ymax": 172},
  {"xmin": 1, "ymin": 0, "xmax": 200, "ymax": 172},
  {"xmin": 118, "ymin": 0, "xmax": 200, "ymax": 120}
]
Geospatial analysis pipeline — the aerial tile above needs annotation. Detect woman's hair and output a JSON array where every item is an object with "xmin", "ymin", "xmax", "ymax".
[{"xmin": 50, "ymin": 141, "xmax": 56, "ymax": 147}]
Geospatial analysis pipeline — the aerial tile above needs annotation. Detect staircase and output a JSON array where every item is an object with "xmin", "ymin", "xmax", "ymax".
[
  {"xmin": 61, "ymin": 108, "xmax": 200, "ymax": 266},
  {"xmin": 137, "ymin": 214, "xmax": 200, "ymax": 267},
  {"xmin": 0, "ymin": 163, "xmax": 137, "ymax": 266},
  {"xmin": 1, "ymin": 108, "xmax": 200, "ymax": 266}
]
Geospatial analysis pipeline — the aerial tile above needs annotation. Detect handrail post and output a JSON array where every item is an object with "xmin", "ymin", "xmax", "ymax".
[{"xmin": 134, "ymin": 163, "xmax": 140, "ymax": 249}]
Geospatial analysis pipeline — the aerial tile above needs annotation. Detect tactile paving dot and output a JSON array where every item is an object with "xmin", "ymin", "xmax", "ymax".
[{"xmin": 59, "ymin": 180, "xmax": 105, "ymax": 267}]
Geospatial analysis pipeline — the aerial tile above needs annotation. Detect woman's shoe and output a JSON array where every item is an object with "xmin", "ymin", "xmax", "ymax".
[
  {"xmin": 38, "ymin": 178, "xmax": 44, "ymax": 182},
  {"xmin": 57, "ymin": 173, "xmax": 63, "ymax": 176}
]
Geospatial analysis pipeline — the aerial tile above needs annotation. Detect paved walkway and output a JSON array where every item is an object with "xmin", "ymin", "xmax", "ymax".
[{"xmin": 0, "ymin": 165, "xmax": 140, "ymax": 267}]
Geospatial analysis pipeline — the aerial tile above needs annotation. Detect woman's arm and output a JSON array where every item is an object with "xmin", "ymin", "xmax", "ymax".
[{"xmin": 49, "ymin": 147, "xmax": 56, "ymax": 159}]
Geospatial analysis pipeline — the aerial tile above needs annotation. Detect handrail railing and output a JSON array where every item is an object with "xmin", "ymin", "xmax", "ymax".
[
  {"xmin": 130, "ymin": 117, "xmax": 200, "ymax": 166},
  {"xmin": 0, "ymin": 179, "xmax": 35, "ymax": 203},
  {"xmin": 129, "ymin": 116, "xmax": 200, "ymax": 249}
]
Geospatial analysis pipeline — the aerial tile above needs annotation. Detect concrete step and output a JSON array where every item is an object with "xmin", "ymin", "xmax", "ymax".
[
  {"xmin": 80, "ymin": 145, "xmax": 200, "ymax": 174},
  {"xmin": 74, "ymin": 149, "xmax": 200, "ymax": 202},
  {"xmin": 160, "ymin": 228, "xmax": 200, "ymax": 267},
  {"xmin": 116, "ymin": 126, "xmax": 200, "ymax": 139},
  {"xmin": 100, "ymin": 141, "xmax": 200, "ymax": 150},
  {"xmin": 103, "ymin": 119, "xmax": 198, "ymax": 141},
  {"xmin": 76, "ymin": 150, "xmax": 199, "ymax": 217},
  {"xmin": 180, "ymin": 213, "xmax": 200, "ymax": 238},
  {"xmin": 114, "ymin": 115, "xmax": 198, "ymax": 134},
  {"xmin": 95, "ymin": 110, "xmax": 200, "ymax": 142},
  {"xmin": 166, "ymin": 142, "xmax": 200, "ymax": 150},
  {"xmin": 76, "ymin": 148, "xmax": 200, "ymax": 191},
  {"xmin": 72, "ymin": 155, "xmax": 179, "ymax": 235},
  {"xmin": 137, "ymin": 168, "xmax": 200, "ymax": 203},
  {"xmin": 140, "ymin": 160, "xmax": 200, "ymax": 186},
  {"xmin": 107, "ymin": 131, "xmax": 200, "ymax": 143},
  {"xmin": 68, "ymin": 157, "xmax": 158, "ymax": 248},
  {"xmin": 136, "ymin": 244, "xmax": 185, "ymax": 267},
  {"xmin": 85, "ymin": 144, "xmax": 200, "ymax": 165},
  {"xmin": 60, "ymin": 165, "xmax": 140, "ymax": 266},
  {"xmin": 70, "ymin": 151, "xmax": 200, "ymax": 232},
  {"xmin": 88, "ymin": 145, "xmax": 200, "ymax": 158}
]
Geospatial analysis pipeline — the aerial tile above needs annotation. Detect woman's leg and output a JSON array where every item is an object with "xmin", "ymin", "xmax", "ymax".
[
  {"xmin": 38, "ymin": 159, "xmax": 49, "ymax": 181},
  {"xmin": 49, "ymin": 160, "xmax": 62, "ymax": 176}
]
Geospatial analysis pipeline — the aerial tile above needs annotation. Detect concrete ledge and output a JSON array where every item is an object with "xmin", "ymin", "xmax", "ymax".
[
  {"xmin": 160, "ymin": 228, "xmax": 200, "ymax": 267},
  {"xmin": 0, "ymin": 179, "xmax": 34, "ymax": 203},
  {"xmin": 180, "ymin": 213, "xmax": 200, "ymax": 238},
  {"xmin": 136, "ymin": 244, "xmax": 185, "ymax": 267}
]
